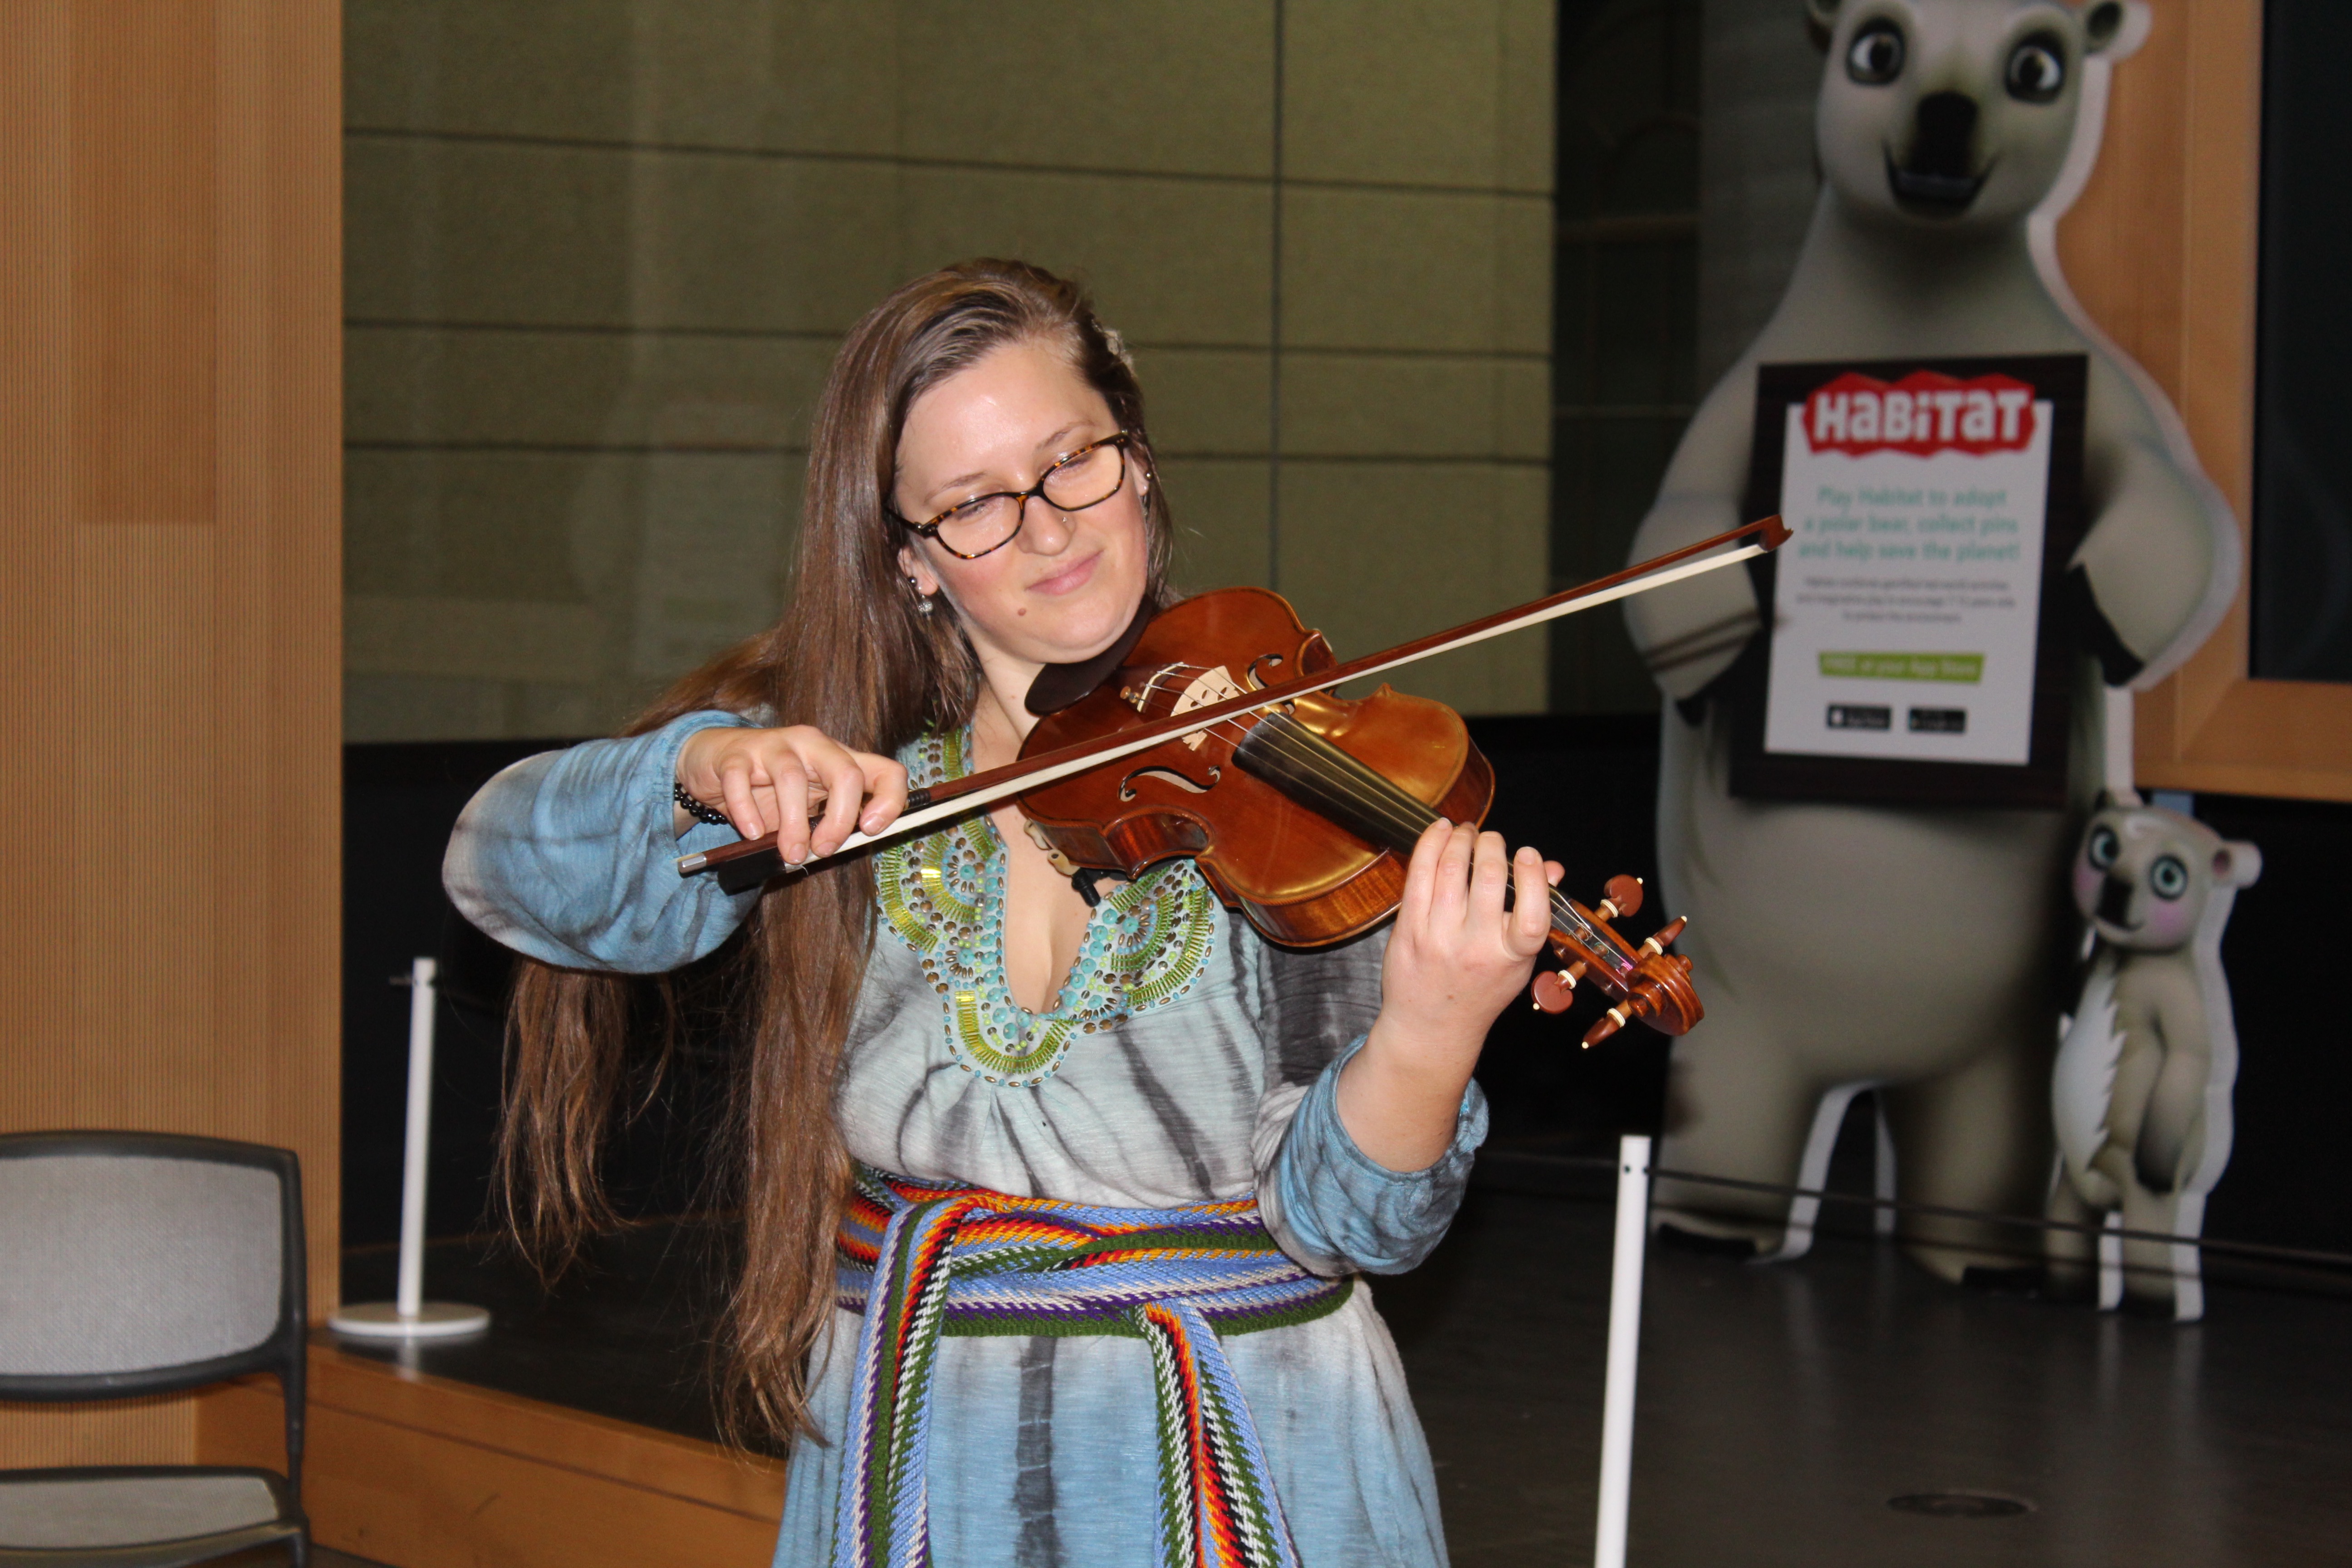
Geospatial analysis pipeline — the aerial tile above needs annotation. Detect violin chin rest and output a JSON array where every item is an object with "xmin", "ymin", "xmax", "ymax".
[{"xmin": 1025, "ymin": 601, "xmax": 1153, "ymax": 714}]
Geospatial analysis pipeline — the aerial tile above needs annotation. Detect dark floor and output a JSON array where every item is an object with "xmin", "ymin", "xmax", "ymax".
[
  {"xmin": 337, "ymin": 1186, "xmax": 2352, "ymax": 1567},
  {"xmin": 336, "ymin": 1219, "xmax": 751, "ymax": 1450},
  {"xmin": 1384, "ymin": 1183, "xmax": 2352, "ymax": 1567}
]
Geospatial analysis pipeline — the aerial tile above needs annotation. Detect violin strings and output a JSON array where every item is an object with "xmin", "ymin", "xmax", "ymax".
[
  {"xmin": 1117, "ymin": 662, "xmax": 1432, "ymax": 838},
  {"xmin": 1134, "ymin": 681, "xmax": 1573, "ymax": 906},
  {"xmin": 1108, "ymin": 665, "xmax": 1635, "ymax": 980},
  {"xmin": 1214, "ymin": 715, "xmax": 1632, "ymax": 979},
  {"xmin": 1243, "ymin": 722, "xmax": 1631, "ymax": 976},
  {"xmin": 1125, "ymin": 697, "xmax": 1445, "ymax": 860}
]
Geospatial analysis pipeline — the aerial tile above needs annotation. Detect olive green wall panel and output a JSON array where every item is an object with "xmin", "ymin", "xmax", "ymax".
[{"xmin": 344, "ymin": 0, "xmax": 1555, "ymax": 739}]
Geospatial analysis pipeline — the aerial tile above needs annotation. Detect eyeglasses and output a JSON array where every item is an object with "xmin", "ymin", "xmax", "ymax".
[{"xmin": 891, "ymin": 432, "xmax": 1136, "ymax": 560}]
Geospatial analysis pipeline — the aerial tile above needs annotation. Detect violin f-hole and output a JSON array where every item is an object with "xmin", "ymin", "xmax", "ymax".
[{"xmin": 1118, "ymin": 764, "xmax": 1220, "ymax": 801}]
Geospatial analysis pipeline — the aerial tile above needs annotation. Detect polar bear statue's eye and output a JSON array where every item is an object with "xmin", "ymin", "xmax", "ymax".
[
  {"xmin": 2087, "ymin": 825, "xmax": 2120, "ymax": 870},
  {"xmin": 2150, "ymin": 854, "xmax": 2189, "ymax": 900},
  {"xmin": 2006, "ymin": 34, "xmax": 2066, "ymax": 104},
  {"xmin": 1847, "ymin": 21, "xmax": 1906, "ymax": 86}
]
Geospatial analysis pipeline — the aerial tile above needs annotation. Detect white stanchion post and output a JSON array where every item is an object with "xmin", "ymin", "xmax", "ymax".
[
  {"xmin": 394, "ymin": 956, "xmax": 435, "ymax": 1319},
  {"xmin": 1594, "ymin": 1133, "xmax": 1652, "ymax": 1568},
  {"xmin": 329, "ymin": 956, "xmax": 490, "ymax": 1339}
]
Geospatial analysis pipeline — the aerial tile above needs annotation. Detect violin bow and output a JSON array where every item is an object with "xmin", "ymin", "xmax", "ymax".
[{"xmin": 679, "ymin": 514, "xmax": 1789, "ymax": 889}]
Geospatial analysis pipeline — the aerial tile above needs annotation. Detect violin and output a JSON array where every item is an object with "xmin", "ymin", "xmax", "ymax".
[
  {"xmin": 680, "ymin": 515, "xmax": 1790, "ymax": 1045},
  {"xmin": 1018, "ymin": 586, "xmax": 1695, "ymax": 1044}
]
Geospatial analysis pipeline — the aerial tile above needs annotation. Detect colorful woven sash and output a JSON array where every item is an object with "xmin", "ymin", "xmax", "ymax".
[{"xmin": 832, "ymin": 1164, "xmax": 1353, "ymax": 1568}]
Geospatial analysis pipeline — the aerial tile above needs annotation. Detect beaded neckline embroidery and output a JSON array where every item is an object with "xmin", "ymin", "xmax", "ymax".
[{"xmin": 875, "ymin": 729, "xmax": 1217, "ymax": 1089}]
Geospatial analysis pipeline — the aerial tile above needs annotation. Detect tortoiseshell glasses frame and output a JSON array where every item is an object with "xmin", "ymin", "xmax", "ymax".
[{"xmin": 890, "ymin": 432, "xmax": 1137, "ymax": 560}]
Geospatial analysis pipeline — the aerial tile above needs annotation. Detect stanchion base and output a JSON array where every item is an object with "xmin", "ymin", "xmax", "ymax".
[{"xmin": 328, "ymin": 1301, "xmax": 492, "ymax": 1339}]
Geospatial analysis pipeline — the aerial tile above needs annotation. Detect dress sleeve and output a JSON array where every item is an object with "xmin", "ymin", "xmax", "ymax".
[
  {"xmin": 442, "ymin": 709, "xmax": 764, "ymax": 974},
  {"xmin": 1243, "ymin": 926, "xmax": 1489, "ymax": 1277}
]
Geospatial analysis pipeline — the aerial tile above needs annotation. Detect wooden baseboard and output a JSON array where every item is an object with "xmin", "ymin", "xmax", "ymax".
[{"xmin": 194, "ymin": 1342, "xmax": 786, "ymax": 1568}]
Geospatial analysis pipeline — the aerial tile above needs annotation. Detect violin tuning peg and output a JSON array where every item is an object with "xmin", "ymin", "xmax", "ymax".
[
  {"xmin": 1597, "ymin": 875, "xmax": 1644, "ymax": 921},
  {"xmin": 1531, "ymin": 969, "xmax": 1578, "ymax": 1015},
  {"xmin": 1581, "ymin": 1006, "xmax": 1630, "ymax": 1049},
  {"xmin": 1640, "ymin": 915, "xmax": 1688, "ymax": 956}
]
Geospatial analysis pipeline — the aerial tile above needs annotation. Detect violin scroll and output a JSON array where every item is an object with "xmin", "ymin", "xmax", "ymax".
[{"xmin": 1528, "ymin": 877, "xmax": 1700, "ymax": 1047}]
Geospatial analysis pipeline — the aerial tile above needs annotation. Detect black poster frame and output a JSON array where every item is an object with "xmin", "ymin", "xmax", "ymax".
[{"xmin": 1727, "ymin": 353, "xmax": 2088, "ymax": 809}]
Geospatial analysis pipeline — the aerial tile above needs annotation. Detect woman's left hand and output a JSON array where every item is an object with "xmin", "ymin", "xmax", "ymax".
[{"xmin": 1338, "ymin": 820, "xmax": 1559, "ymax": 1172}]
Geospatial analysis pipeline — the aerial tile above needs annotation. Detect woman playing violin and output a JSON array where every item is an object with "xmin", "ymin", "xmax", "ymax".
[{"xmin": 446, "ymin": 259, "xmax": 1565, "ymax": 1568}]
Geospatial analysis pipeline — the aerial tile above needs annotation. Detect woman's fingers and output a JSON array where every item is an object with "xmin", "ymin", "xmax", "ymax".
[
  {"xmin": 1467, "ymin": 832, "xmax": 1549, "ymax": 960},
  {"xmin": 811, "ymin": 756, "xmax": 867, "ymax": 858},
  {"xmin": 773, "ymin": 754, "xmax": 815, "ymax": 863},
  {"xmin": 1397, "ymin": 818, "xmax": 1450, "ymax": 935},
  {"xmin": 859, "ymin": 756, "xmax": 911, "ymax": 834},
  {"xmin": 680, "ymin": 725, "xmax": 913, "ymax": 861},
  {"xmin": 1375, "ymin": 825, "xmax": 1553, "ymax": 1071},
  {"xmin": 718, "ymin": 756, "xmax": 765, "ymax": 843},
  {"xmin": 1509, "ymin": 846, "xmax": 1551, "ymax": 956},
  {"xmin": 1469, "ymin": 830, "xmax": 1511, "ymax": 906},
  {"xmin": 1425, "ymin": 821, "xmax": 1479, "ymax": 926},
  {"xmin": 1405, "ymin": 824, "xmax": 1548, "ymax": 951}
]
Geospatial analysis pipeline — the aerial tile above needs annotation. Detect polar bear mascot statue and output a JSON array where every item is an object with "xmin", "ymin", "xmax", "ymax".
[
  {"xmin": 1624, "ymin": 0, "xmax": 2239, "ymax": 1281},
  {"xmin": 2047, "ymin": 799, "xmax": 2259, "ymax": 1320}
]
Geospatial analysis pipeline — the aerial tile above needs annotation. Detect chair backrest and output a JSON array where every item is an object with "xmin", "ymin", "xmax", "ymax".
[{"xmin": 0, "ymin": 1132, "xmax": 306, "ymax": 1486}]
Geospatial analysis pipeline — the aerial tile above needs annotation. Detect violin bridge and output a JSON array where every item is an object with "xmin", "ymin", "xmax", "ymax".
[{"xmin": 1126, "ymin": 663, "xmax": 1245, "ymax": 750}]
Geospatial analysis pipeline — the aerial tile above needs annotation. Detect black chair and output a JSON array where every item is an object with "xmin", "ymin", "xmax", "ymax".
[{"xmin": 0, "ymin": 1132, "xmax": 309, "ymax": 1568}]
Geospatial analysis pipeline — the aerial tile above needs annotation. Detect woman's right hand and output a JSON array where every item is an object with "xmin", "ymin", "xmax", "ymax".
[{"xmin": 674, "ymin": 725, "xmax": 909, "ymax": 863}]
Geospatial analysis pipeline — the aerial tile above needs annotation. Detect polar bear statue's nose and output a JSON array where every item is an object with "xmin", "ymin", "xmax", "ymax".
[
  {"xmin": 1910, "ymin": 92, "xmax": 1979, "ymax": 179},
  {"xmin": 1886, "ymin": 90, "xmax": 1987, "ymax": 212},
  {"xmin": 2097, "ymin": 873, "xmax": 2136, "ymax": 930}
]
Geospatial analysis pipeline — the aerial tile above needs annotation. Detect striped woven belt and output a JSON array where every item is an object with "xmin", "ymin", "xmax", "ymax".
[{"xmin": 832, "ymin": 1163, "xmax": 1353, "ymax": 1568}]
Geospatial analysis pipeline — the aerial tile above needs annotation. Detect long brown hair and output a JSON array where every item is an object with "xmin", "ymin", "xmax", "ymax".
[{"xmin": 497, "ymin": 260, "xmax": 1176, "ymax": 1443}]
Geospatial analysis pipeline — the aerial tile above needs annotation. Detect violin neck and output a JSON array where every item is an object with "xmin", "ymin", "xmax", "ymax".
[{"xmin": 1231, "ymin": 709, "xmax": 1632, "ymax": 978}]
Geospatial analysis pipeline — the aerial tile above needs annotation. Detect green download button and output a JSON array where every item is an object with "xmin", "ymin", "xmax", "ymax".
[{"xmin": 1818, "ymin": 651, "xmax": 1984, "ymax": 683}]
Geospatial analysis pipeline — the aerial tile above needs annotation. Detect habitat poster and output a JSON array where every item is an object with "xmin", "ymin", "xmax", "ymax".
[
  {"xmin": 1730, "ymin": 355, "xmax": 2087, "ymax": 809},
  {"xmin": 1763, "ymin": 369, "xmax": 2052, "ymax": 765}
]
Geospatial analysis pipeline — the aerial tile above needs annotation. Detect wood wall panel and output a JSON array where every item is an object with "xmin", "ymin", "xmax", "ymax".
[
  {"xmin": 69, "ymin": 526, "xmax": 222, "ymax": 1122},
  {"xmin": 197, "ymin": 1350, "xmax": 788, "ymax": 1568},
  {"xmin": 0, "ymin": 0, "xmax": 341, "ymax": 1468},
  {"xmin": 70, "ymin": 1, "xmax": 217, "ymax": 527},
  {"xmin": 2059, "ymin": 19, "xmax": 2192, "ymax": 402},
  {"xmin": 0, "ymin": 1396, "xmax": 196, "ymax": 1472},
  {"xmin": 2058, "ymin": 0, "xmax": 2352, "ymax": 800}
]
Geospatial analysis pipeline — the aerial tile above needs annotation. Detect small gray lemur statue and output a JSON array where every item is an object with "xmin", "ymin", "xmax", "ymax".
[
  {"xmin": 2048, "ymin": 799, "xmax": 2259, "ymax": 1321},
  {"xmin": 1626, "ymin": 0, "xmax": 2239, "ymax": 1280}
]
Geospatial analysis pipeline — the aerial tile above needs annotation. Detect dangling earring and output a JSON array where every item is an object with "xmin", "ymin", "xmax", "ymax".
[{"xmin": 907, "ymin": 575, "xmax": 936, "ymax": 616}]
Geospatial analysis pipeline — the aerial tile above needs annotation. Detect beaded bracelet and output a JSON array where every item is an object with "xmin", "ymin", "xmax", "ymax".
[{"xmin": 672, "ymin": 781, "xmax": 732, "ymax": 828}]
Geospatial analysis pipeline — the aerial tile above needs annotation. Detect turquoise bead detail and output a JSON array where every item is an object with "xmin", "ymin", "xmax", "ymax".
[{"xmin": 874, "ymin": 728, "xmax": 1217, "ymax": 1090}]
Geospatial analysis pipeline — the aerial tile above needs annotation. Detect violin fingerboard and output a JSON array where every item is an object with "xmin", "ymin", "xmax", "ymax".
[{"xmin": 1230, "ymin": 710, "xmax": 1438, "ymax": 857}]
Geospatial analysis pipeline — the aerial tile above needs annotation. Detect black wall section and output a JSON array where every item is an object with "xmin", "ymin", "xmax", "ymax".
[
  {"xmin": 342, "ymin": 728, "xmax": 2352, "ymax": 1260},
  {"xmin": 344, "ymin": 740, "xmax": 558, "ymax": 1249},
  {"xmin": 2252, "ymin": 0, "xmax": 2352, "ymax": 681},
  {"xmin": 1549, "ymin": 0, "xmax": 1703, "ymax": 714},
  {"xmin": 344, "ymin": 739, "xmax": 736, "ymax": 1250},
  {"xmin": 1462, "ymin": 713, "xmax": 1674, "ymax": 1148},
  {"xmin": 2191, "ymin": 792, "xmax": 2352, "ymax": 1258}
]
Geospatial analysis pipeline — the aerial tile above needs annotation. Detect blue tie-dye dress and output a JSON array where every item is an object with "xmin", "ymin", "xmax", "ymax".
[{"xmin": 444, "ymin": 711, "xmax": 1486, "ymax": 1567}]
